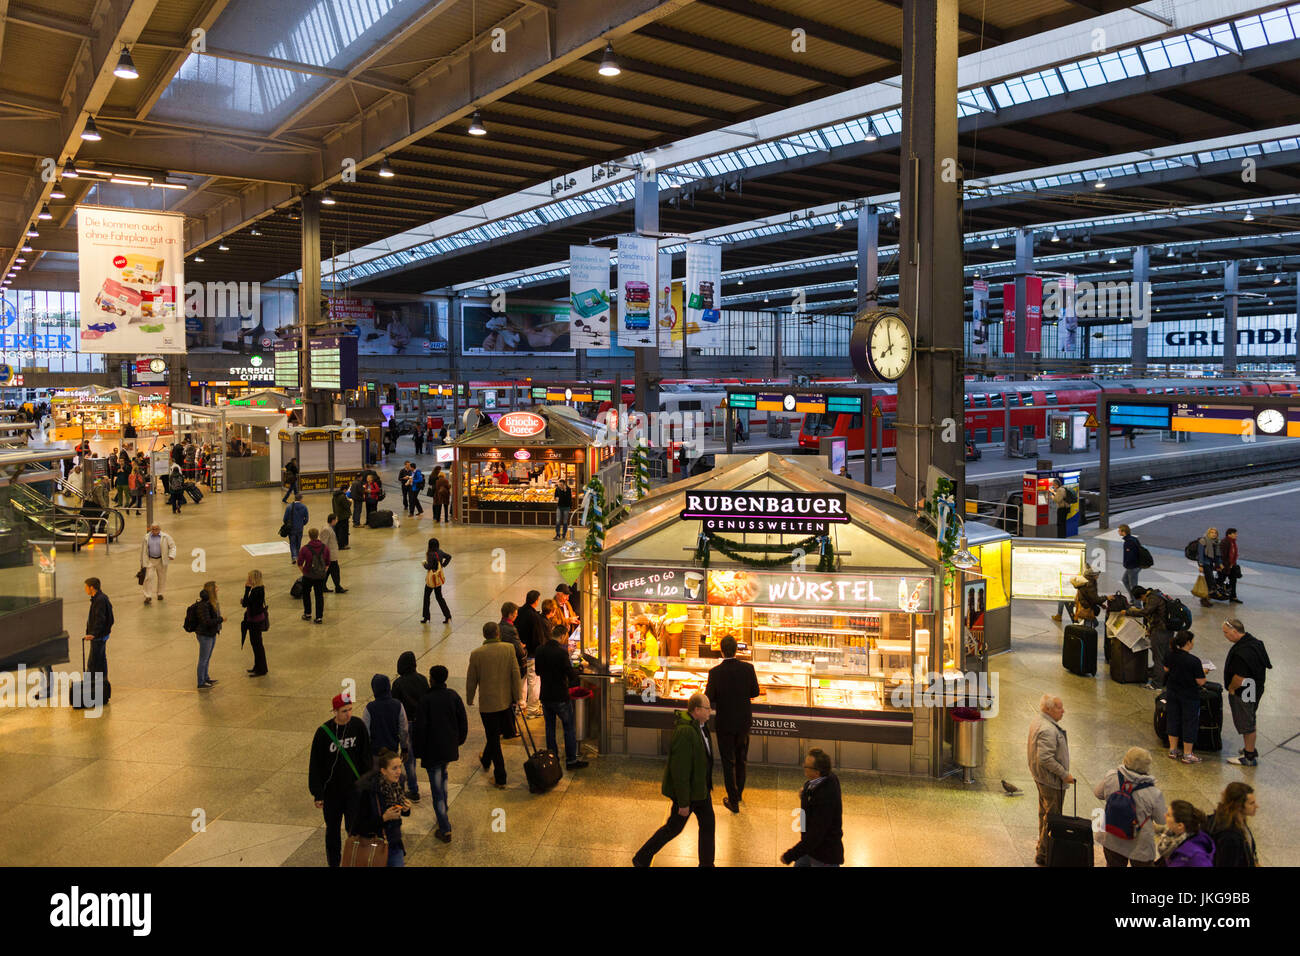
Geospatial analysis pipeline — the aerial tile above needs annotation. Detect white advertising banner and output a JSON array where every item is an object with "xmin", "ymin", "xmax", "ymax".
[
  {"xmin": 658, "ymin": 251, "xmax": 681, "ymax": 357},
  {"xmin": 971, "ymin": 279, "xmax": 989, "ymax": 356},
  {"xmin": 568, "ymin": 245, "xmax": 611, "ymax": 350},
  {"xmin": 616, "ymin": 234, "xmax": 657, "ymax": 348},
  {"xmin": 77, "ymin": 206, "xmax": 185, "ymax": 353},
  {"xmin": 684, "ymin": 242, "xmax": 722, "ymax": 350},
  {"xmin": 1060, "ymin": 275, "xmax": 1078, "ymax": 354}
]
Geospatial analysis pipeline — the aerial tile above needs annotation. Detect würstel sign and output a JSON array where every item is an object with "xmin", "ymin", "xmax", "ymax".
[{"xmin": 680, "ymin": 490, "xmax": 849, "ymax": 534}]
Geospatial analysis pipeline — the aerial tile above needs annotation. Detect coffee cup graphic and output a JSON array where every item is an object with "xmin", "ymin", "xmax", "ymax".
[{"xmin": 684, "ymin": 571, "xmax": 703, "ymax": 599}]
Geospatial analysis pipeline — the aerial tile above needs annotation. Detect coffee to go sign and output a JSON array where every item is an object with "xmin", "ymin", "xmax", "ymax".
[
  {"xmin": 681, "ymin": 490, "xmax": 849, "ymax": 534},
  {"xmin": 497, "ymin": 411, "xmax": 546, "ymax": 438}
]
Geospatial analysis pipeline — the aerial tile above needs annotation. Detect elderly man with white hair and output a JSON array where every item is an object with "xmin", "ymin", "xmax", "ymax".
[
  {"xmin": 139, "ymin": 524, "xmax": 177, "ymax": 606},
  {"xmin": 1028, "ymin": 693, "xmax": 1074, "ymax": 866}
]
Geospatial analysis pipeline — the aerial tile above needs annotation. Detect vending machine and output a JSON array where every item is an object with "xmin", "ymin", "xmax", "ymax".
[{"xmin": 1020, "ymin": 469, "xmax": 1081, "ymax": 537}]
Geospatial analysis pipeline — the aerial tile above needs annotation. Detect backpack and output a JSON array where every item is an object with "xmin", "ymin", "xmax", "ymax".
[
  {"xmin": 1184, "ymin": 540, "xmax": 1200, "ymax": 562},
  {"xmin": 307, "ymin": 545, "xmax": 328, "ymax": 579},
  {"xmin": 169, "ymin": 472, "xmax": 183, "ymax": 493},
  {"xmin": 1164, "ymin": 597, "xmax": 1192, "ymax": 632},
  {"xmin": 1103, "ymin": 772, "xmax": 1154, "ymax": 839},
  {"xmin": 183, "ymin": 601, "xmax": 203, "ymax": 634},
  {"xmin": 1137, "ymin": 545, "xmax": 1154, "ymax": 569},
  {"xmin": 1064, "ymin": 487, "xmax": 1078, "ymax": 504},
  {"xmin": 128, "ymin": 470, "xmax": 140, "ymax": 491}
]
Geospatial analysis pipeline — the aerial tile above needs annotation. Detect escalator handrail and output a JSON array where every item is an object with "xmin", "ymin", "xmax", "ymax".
[{"xmin": 9, "ymin": 483, "xmax": 122, "ymax": 541}]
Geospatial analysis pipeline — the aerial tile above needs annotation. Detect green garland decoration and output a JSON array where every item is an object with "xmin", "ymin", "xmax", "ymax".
[
  {"xmin": 628, "ymin": 440, "xmax": 651, "ymax": 499},
  {"xmin": 582, "ymin": 477, "xmax": 607, "ymax": 561},
  {"xmin": 923, "ymin": 476, "xmax": 961, "ymax": 575},
  {"xmin": 695, "ymin": 531, "xmax": 835, "ymax": 572}
]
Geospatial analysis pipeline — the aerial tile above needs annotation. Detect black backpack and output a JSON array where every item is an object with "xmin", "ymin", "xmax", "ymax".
[
  {"xmin": 1064, "ymin": 487, "xmax": 1078, "ymax": 504},
  {"xmin": 1137, "ymin": 545, "xmax": 1154, "ymax": 569},
  {"xmin": 183, "ymin": 601, "xmax": 203, "ymax": 633},
  {"xmin": 1164, "ymin": 596, "xmax": 1192, "ymax": 632},
  {"xmin": 1184, "ymin": 540, "xmax": 1200, "ymax": 562},
  {"xmin": 308, "ymin": 545, "xmax": 328, "ymax": 579}
]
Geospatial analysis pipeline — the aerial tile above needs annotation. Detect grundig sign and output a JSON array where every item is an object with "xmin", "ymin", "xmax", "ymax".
[{"xmin": 680, "ymin": 490, "xmax": 849, "ymax": 534}]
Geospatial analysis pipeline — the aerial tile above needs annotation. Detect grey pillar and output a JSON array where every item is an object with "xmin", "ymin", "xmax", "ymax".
[
  {"xmin": 449, "ymin": 295, "xmax": 461, "ymax": 431},
  {"xmin": 300, "ymin": 193, "xmax": 323, "ymax": 426},
  {"xmin": 1295, "ymin": 274, "xmax": 1300, "ymax": 375},
  {"xmin": 772, "ymin": 309, "xmax": 781, "ymax": 379},
  {"xmin": 1013, "ymin": 228, "xmax": 1033, "ymax": 380},
  {"xmin": 857, "ymin": 205, "xmax": 879, "ymax": 312},
  {"xmin": 896, "ymin": 0, "xmax": 963, "ymax": 511},
  {"xmin": 1131, "ymin": 246, "xmax": 1149, "ymax": 377},
  {"xmin": 633, "ymin": 172, "xmax": 661, "ymax": 414},
  {"xmin": 1223, "ymin": 260, "xmax": 1238, "ymax": 376}
]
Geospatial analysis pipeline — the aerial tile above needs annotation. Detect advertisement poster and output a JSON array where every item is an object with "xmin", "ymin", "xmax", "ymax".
[
  {"xmin": 658, "ymin": 251, "xmax": 681, "ymax": 357},
  {"xmin": 684, "ymin": 242, "xmax": 722, "ymax": 350},
  {"xmin": 971, "ymin": 279, "xmax": 988, "ymax": 356},
  {"xmin": 1002, "ymin": 282, "xmax": 1015, "ymax": 355},
  {"xmin": 568, "ymin": 245, "xmax": 611, "ymax": 350},
  {"xmin": 1060, "ymin": 275, "xmax": 1078, "ymax": 354},
  {"xmin": 77, "ymin": 206, "xmax": 185, "ymax": 353},
  {"xmin": 963, "ymin": 579, "xmax": 987, "ymax": 665},
  {"xmin": 342, "ymin": 297, "xmax": 447, "ymax": 355},
  {"xmin": 1026, "ymin": 275, "xmax": 1043, "ymax": 353},
  {"xmin": 616, "ymin": 234, "xmax": 657, "ymax": 348},
  {"xmin": 461, "ymin": 301, "xmax": 573, "ymax": 356},
  {"xmin": 668, "ymin": 280, "xmax": 685, "ymax": 353}
]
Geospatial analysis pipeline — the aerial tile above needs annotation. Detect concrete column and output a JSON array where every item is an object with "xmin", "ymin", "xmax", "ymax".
[
  {"xmin": 299, "ymin": 193, "xmax": 323, "ymax": 426},
  {"xmin": 1131, "ymin": 246, "xmax": 1149, "ymax": 376},
  {"xmin": 772, "ymin": 309, "xmax": 781, "ymax": 378},
  {"xmin": 633, "ymin": 172, "xmax": 660, "ymax": 415},
  {"xmin": 857, "ymin": 204, "xmax": 879, "ymax": 312},
  {"xmin": 1223, "ymin": 260, "xmax": 1238, "ymax": 376},
  {"xmin": 896, "ymin": 0, "xmax": 964, "ymax": 511},
  {"xmin": 1295, "ymin": 274, "xmax": 1300, "ymax": 375},
  {"xmin": 1013, "ymin": 228, "xmax": 1033, "ymax": 380}
]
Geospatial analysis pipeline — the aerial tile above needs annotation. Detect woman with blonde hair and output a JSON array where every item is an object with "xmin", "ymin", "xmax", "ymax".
[
  {"xmin": 1195, "ymin": 526, "xmax": 1222, "ymax": 607},
  {"xmin": 188, "ymin": 580, "xmax": 224, "ymax": 689},
  {"xmin": 241, "ymin": 569, "xmax": 269, "ymax": 677}
]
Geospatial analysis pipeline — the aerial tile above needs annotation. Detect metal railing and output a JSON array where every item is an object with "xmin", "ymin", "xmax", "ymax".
[{"xmin": 8, "ymin": 483, "xmax": 124, "ymax": 545}]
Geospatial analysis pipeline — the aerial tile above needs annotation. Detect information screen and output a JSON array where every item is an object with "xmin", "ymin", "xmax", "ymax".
[
  {"xmin": 273, "ymin": 342, "xmax": 299, "ymax": 388},
  {"xmin": 309, "ymin": 335, "xmax": 358, "ymax": 390},
  {"xmin": 1107, "ymin": 403, "xmax": 1171, "ymax": 428}
]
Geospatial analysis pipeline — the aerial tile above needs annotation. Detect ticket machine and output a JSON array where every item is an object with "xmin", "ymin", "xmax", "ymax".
[{"xmin": 1020, "ymin": 468, "xmax": 1081, "ymax": 537}]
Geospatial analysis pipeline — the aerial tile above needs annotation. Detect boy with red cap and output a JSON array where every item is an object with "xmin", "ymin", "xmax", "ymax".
[{"xmin": 309, "ymin": 693, "xmax": 371, "ymax": 867}]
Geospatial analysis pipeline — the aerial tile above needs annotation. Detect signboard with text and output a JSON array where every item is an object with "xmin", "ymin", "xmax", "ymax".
[
  {"xmin": 607, "ymin": 565, "xmax": 705, "ymax": 604},
  {"xmin": 706, "ymin": 569, "xmax": 934, "ymax": 613},
  {"xmin": 681, "ymin": 490, "xmax": 849, "ymax": 534}
]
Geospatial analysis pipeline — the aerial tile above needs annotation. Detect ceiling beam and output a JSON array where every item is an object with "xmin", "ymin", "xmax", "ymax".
[
  {"xmin": 532, "ymin": 71, "xmax": 735, "ymax": 122},
  {"xmin": 637, "ymin": 23, "xmax": 853, "ymax": 89},
  {"xmin": 500, "ymin": 91, "xmax": 688, "ymax": 136},
  {"xmin": 695, "ymin": 0, "xmax": 901, "ymax": 62},
  {"xmin": 1153, "ymin": 90, "xmax": 1255, "ymax": 130},
  {"xmin": 599, "ymin": 53, "xmax": 791, "ymax": 106},
  {"xmin": 132, "ymin": 0, "xmax": 233, "ymax": 120}
]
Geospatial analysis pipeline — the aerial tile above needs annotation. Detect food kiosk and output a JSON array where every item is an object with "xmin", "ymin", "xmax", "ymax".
[
  {"xmin": 452, "ymin": 405, "xmax": 614, "ymax": 526},
  {"xmin": 278, "ymin": 425, "xmax": 368, "ymax": 492},
  {"xmin": 591, "ymin": 453, "xmax": 988, "ymax": 777},
  {"xmin": 50, "ymin": 386, "xmax": 172, "ymax": 457}
]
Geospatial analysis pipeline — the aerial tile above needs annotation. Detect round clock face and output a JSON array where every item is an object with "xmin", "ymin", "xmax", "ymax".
[
  {"xmin": 1256, "ymin": 408, "xmax": 1285, "ymax": 435},
  {"xmin": 783, "ymin": 394, "xmax": 796, "ymax": 411},
  {"xmin": 868, "ymin": 313, "xmax": 912, "ymax": 381},
  {"xmin": 148, "ymin": 358, "xmax": 165, "ymax": 373}
]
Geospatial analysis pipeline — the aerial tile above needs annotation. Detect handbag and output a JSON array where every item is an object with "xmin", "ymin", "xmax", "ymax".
[
  {"xmin": 1191, "ymin": 574, "xmax": 1209, "ymax": 599},
  {"xmin": 1229, "ymin": 565, "xmax": 1243, "ymax": 580},
  {"xmin": 1074, "ymin": 597, "xmax": 1096, "ymax": 622},
  {"xmin": 425, "ymin": 566, "xmax": 445, "ymax": 588},
  {"xmin": 136, "ymin": 567, "xmax": 147, "ymax": 585},
  {"xmin": 278, "ymin": 523, "xmax": 290, "ymax": 538},
  {"xmin": 291, "ymin": 577, "xmax": 304, "ymax": 600},
  {"xmin": 341, "ymin": 834, "xmax": 388, "ymax": 867}
]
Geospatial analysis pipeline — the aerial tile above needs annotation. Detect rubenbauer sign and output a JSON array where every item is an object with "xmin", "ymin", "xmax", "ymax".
[{"xmin": 680, "ymin": 490, "xmax": 849, "ymax": 534}]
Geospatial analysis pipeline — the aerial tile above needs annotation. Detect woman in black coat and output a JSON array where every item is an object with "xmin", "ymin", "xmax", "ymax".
[
  {"xmin": 780, "ymin": 748, "xmax": 844, "ymax": 867},
  {"xmin": 240, "ymin": 569, "xmax": 268, "ymax": 676},
  {"xmin": 345, "ymin": 749, "xmax": 410, "ymax": 867},
  {"xmin": 412, "ymin": 665, "xmax": 467, "ymax": 843},
  {"xmin": 421, "ymin": 537, "xmax": 452, "ymax": 624}
]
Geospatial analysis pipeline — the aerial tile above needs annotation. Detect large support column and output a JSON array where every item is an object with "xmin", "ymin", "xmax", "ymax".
[
  {"xmin": 772, "ymin": 309, "xmax": 782, "ymax": 379},
  {"xmin": 1223, "ymin": 260, "xmax": 1238, "ymax": 376},
  {"xmin": 1295, "ymin": 274, "xmax": 1300, "ymax": 375},
  {"xmin": 633, "ymin": 173, "xmax": 661, "ymax": 415},
  {"xmin": 896, "ymin": 0, "xmax": 964, "ymax": 511},
  {"xmin": 299, "ymin": 193, "xmax": 325, "ymax": 426},
  {"xmin": 1013, "ymin": 228, "xmax": 1033, "ymax": 380},
  {"xmin": 857, "ymin": 205, "xmax": 879, "ymax": 313},
  {"xmin": 1131, "ymin": 246, "xmax": 1149, "ymax": 376}
]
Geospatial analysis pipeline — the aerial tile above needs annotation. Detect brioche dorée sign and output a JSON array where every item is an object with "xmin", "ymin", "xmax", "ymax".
[
  {"xmin": 497, "ymin": 411, "xmax": 546, "ymax": 438},
  {"xmin": 680, "ymin": 490, "xmax": 849, "ymax": 534}
]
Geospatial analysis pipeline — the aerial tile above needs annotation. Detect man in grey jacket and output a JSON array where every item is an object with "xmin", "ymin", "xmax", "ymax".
[
  {"xmin": 1027, "ymin": 693, "xmax": 1074, "ymax": 866},
  {"xmin": 466, "ymin": 621, "xmax": 523, "ymax": 789}
]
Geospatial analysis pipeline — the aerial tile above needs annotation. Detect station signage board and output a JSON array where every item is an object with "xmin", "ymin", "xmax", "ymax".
[
  {"xmin": 705, "ymin": 569, "xmax": 934, "ymax": 613},
  {"xmin": 461, "ymin": 446, "xmax": 582, "ymax": 463},
  {"xmin": 680, "ymin": 490, "xmax": 849, "ymax": 534}
]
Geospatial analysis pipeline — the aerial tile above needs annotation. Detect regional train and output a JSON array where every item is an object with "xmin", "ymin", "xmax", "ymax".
[{"xmin": 797, "ymin": 378, "xmax": 1300, "ymax": 454}]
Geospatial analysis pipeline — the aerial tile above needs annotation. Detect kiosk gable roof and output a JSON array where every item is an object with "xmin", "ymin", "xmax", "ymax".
[{"xmin": 453, "ymin": 406, "xmax": 601, "ymax": 446}]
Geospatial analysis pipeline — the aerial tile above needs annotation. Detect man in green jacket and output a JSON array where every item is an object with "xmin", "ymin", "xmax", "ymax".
[{"xmin": 633, "ymin": 693, "xmax": 715, "ymax": 867}]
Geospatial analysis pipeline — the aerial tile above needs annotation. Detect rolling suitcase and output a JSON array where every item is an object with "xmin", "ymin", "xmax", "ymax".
[
  {"xmin": 515, "ymin": 712, "xmax": 563, "ymax": 794},
  {"xmin": 184, "ymin": 481, "xmax": 203, "ymax": 503},
  {"xmin": 1045, "ymin": 782, "xmax": 1094, "ymax": 867},
  {"xmin": 366, "ymin": 509, "xmax": 394, "ymax": 528},
  {"xmin": 1153, "ymin": 684, "xmax": 1223, "ymax": 752},
  {"xmin": 1062, "ymin": 624, "xmax": 1097, "ymax": 677},
  {"xmin": 1154, "ymin": 690, "xmax": 1168, "ymax": 742},
  {"xmin": 1109, "ymin": 638, "xmax": 1147, "ymax": 684}
]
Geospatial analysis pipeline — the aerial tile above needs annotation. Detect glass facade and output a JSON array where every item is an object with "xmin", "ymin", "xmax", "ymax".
[{"xmin": 0, "ymin": 290, "xmax": 106, "ymax": 374}]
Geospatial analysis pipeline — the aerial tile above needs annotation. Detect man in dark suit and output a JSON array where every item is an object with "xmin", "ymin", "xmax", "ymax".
[
  {"xmin": 705, "ymin": 634, "xmax": 760, "ymax": 814},
  {"xmin": 514, "ymin": 589, "xmax": 547, "ymax": 716}
]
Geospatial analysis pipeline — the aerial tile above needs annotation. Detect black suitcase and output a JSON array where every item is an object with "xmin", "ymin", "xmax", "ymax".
[
  {"xmin": 1062, "ymin": 624, "xmax": 1097, "ymax": 677},
  {"xmin": 290, "ymin": 576, "xmax": 304, "ymax": 600},
  {"xmin": 366, "ymin": 509, "xmax": 394, "ymax": 528},
  {"xmin": 515, "ymin": 712, "xmax": 563, "ymax": 794},
  {"xmin": 1109, "ymin": 638, "xmax": 1147, "ymax": 684},
  {"xmin": 184, "ymin": 481, "xmax": 203, "ymax": 503},
  {"xmin": 1154, "ymin": 691, "xmax": 1168, "ymax": 742},
  {"xmin": 1153, "ymin": 683, "xmax": 1223, "ymax": 752},
  {"xmin": 1045, "ymin": 783, "xmax": 1094, "ymax": 867}
]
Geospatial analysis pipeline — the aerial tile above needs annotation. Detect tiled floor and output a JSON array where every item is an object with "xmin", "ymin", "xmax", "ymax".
[{"xmin": 0, "ymin": 460, "xmax": 1295, "ymax": 866}]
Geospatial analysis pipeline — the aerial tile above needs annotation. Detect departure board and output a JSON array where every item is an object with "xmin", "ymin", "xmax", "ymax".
[
  {"xmin": 273, "ymin": 341, "xmax": 299, "ymax": 388},
  {"xmin": 308, "ymin": 335, "xmax": 358, "ymax": 390}
]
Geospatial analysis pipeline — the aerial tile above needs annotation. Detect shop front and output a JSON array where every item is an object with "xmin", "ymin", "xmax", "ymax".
[
  {"xmin": 452, "ymin": 406, "xmax": 614, "ymax": 526},
  {"xmin": 186, "ymin": 352, "xmax": 278, "ymax": 405},
  {"xmin": 592, "ymin": 453, "xmax": 989, "ymax": 777},
  {"xmin": 278, "ymin": 425, "xmax": 368, "ymax": 493},
  {"xmin": 171, "ymin": 403, "xmax": 289, "ymax": 491},
  {"xmin": 50, "ymin": 386, "xmax": 172, "ymax": 456}
]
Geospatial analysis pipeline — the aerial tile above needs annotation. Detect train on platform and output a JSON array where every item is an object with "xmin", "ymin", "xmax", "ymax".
[{"xmin": 796, "ymin": 378, "xmax": 1300, "ymax": 454}]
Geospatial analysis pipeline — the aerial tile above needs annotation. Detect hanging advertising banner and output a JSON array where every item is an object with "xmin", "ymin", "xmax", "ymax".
[
  {"xmin": 658, "ymin": 251, "xmax": 681, "ymax": 357},
  {"xmin": 1002, "ymin": 282, "xmax": 1015, "ymax": 355},
  {"xmin": 616, "ymin": 234, "xmax": 657, "ymax": 348},
  {"xmin": 684, "ymin": 243, "xmax": 722, "ymax": 350},
  {"xmin": 568, "ymin": 245, "xmax": 611, "ymax": 350},
  {"xmin": 461, "ymin": 301, "xmax": 573, "ymax": 355},
  {"xmin": 971, "ymin": 280, "xmax": 989, "ymax": 356},
  {"xmin": 76, "ymin": 206, "xmax": 185, "ymax": 353},
  {"xmin": 1060, "ymin": 275, "xmax": 1078, "ymax": 354},
  {"xmin": 1026, "ymin": 275, "xmax": 1043, "ymax": 353}
]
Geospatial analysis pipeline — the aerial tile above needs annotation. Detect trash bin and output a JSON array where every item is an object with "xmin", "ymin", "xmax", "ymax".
[
  {"xmin": 570, "ymin": 685, "xmax": 596, "ymax": 740},
  {"xmin": 952, "ymin": 706, "xmax": 985, "ymax": 784}
]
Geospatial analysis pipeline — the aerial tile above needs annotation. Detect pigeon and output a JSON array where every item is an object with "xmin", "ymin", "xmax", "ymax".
[{"xmin": 1001, "ymin": 779, "xmax": 1023, "ymax": 795}]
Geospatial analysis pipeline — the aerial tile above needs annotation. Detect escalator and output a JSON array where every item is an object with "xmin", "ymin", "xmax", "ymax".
[{"xmin": 6, "ymin": 481, "xmax": 125, "ymax": 546}]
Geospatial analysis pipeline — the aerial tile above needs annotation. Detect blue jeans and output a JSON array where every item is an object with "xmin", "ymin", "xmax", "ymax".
[
  {"xmin": 196, "ymin": 635, "xmax": 215, "ymax": 686},
  {"xmin": 1165, "ymin": 695, "xmax": 1200, "ymax": 749},
  {"xmin": 384, "ymin": 820, "xmax": 404, "ymax": 866},
  {"xmin": 426, "ymin": 763, "xmax": 451, "ymax": 834},
  {"xmin": 1122, "ymin": 566, "xmax": 1140, "ymax": 595},
  {"xmin": 288, "ymin": 532, "xmax": 302, "ymax": 559},
  {"xmin": 403, "ymin": 750, "xmax": 420, "ymax": 798},
  {"xmin": 542, "ymin": 698, "xmax": 579, "ymax": 765},
  {"xmin": 555, "ymin": 507, "xmax": 571, "ymax": 538},
  {"xmin": 794, "ymin": 855, "xmax": 839, "ymax": 867}
]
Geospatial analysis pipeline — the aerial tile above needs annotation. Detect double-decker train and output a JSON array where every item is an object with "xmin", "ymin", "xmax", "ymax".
[{"xmin": 797, "ymin": 378, "xmax": 1300, "ymax": 454}]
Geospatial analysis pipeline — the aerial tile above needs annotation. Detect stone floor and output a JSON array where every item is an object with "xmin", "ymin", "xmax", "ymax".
[{"xmin": 0, "ymin": 459, "xmax": 1295, "ymax": 867}]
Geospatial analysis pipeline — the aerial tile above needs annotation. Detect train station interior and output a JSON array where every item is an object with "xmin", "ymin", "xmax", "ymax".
[{"xmin": 0, "ymin": 0, "xmax": 1298, "ymax": 886}]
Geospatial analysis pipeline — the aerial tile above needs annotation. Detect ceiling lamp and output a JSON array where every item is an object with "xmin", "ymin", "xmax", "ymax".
[
  {"xmin": 81, "ymin": 116, "xmax": 102, "ymax": 141},
  {"xmin": 1051, "ymin": 230, "xmax": 1060, "ymax": 242},
  {"xmin": 15, "ymin": 257, "xmax": 26, "ymax": 263},
  {"xmin": 865, "ymin": 119, "xmax": 879, "ymax": 142},
  {"xmin": 467, "ymin": 110, "xmax": 487, "ymax": 136},
  {"xmin": 50, "ymin": 182, "xmax": 66, "ymax": 199},
  {"xmin": 952, "ymin": 536, "xmax": 979, "ymax": 571},
  {"xmin": 320, "ymin": 190, "xmax": 336, "ymax": 205},
  {"xmin": 249, "ymin": 228, "xmax": 261, "ymax": 236},
  {"xmin": 62, "ymin": 165, "xmax": 78, "ymax": 178},
  {"xmin": 892, "ymin": 208, "xmax": 901, "ymax": 219},
  {"xmin": 737, "ymin": 278, "xmax": 744, "ymax": 286},
  {"xmin": 193, "ymin": 256, "xmax": 205, "ymax": 263},
  {"xmin": 1255, "ymin": 261, "xmax": 1264, "ymax": 271},
  {"xmin": 1108, "ymin": 254, "xmax": 1117, "ymax": 264},
  {"xmin": 377, "ymin": 158, "xmax": 395, "ymax": 178},
  {"xmin": 1268, "ymin": 299, "xmax": 1274, "ymax": 306},
  {"xmin": 37, "ymin": 205, "xmax": 52, "ymax": 220},
  {"xmin": 26, "ymin": 225, "xmax": 38, "ymax": 237},
  {"xmin": 114, "ymin": 48, "xmax": 138, "ymax": 79},
  {"xmin": 218, "ymin": 242, "xmax": 229, "ymax": 251},
  {"xmin": 991, "ymin": 237, "xmax": 999, "ymax": 249},
  {"xmin": 1093, "ymin": 178, "xmax": 1106, "ymax": 189},
  {"xmin": 1242, "ymin": 210, "xmax": 1254, "ymax": 222},
  {"xmin": 598, "ymin": 43, "xmax": 621, "ymax": 77},
  {"xmin": 834, "ymin": 219, "xmax": 843, "ymax": 230},
  {"xmin": 763, "ymin": 295, "xmax": 770, "ymax": 302},
  {"xmin": 1200, "ymin": 265, "xmax": 1208, "ymax": 275},
  {"xmin": 21, "ymin": 243, "xmax": 32, "ymax": 252},
  {"xmin": 1274, "ymin": 276, "xmax": 1281, "ymax": 284}
]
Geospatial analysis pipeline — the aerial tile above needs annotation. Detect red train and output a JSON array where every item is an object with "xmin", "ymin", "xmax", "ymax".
[{"xmin": 798, "ymin": 378, "xmax": 1300, "ymax": 453}]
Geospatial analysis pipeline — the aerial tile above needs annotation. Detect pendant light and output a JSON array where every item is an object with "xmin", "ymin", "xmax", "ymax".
[
  {"xmin": 81, "ymin": 116, "xmax": 102, "ymax": 141},
  {"xmin": 598, "ymin": 43, "xmax": 621, "ymax": 77},
  {"xmin": 114, "ymin": 48, "xmax": 139, "ymax": 79},
  {"xmin": 467, "ymin": 110, "xmax": 487, "ymax": 136}
]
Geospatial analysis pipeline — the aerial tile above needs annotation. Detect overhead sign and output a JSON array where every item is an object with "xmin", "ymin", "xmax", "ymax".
[
  {"xmin": 684, "ymin": 243, "xmax": 722, "ymax": 350},
  {"xmin": 681, "ymin": 490, "xmax": 849, "ymax": 534},
  {"xmin": 617, "ymin": 234, "xmax": 657, "ymax": 348},
  {"xmin": 77, "ymin": 206, "xmax": 185, "ymax": 353},
  {"xmin": 1106, "ymin": 402, "xmax": 1172, "ymax": 429},
  {"xmin": 706, "ymin": 569, "xmax": 934, "ymax": 613},
  {"xmin": 971, "ymin": 280, "xmax": 989, "ymax": 357},
  {"xmin": 569, "ymin": 245, "xmax": 611, "ymax": 350},
  {"xmin": 608, "ymin": 565, "xmax": 706, "ymax": 604},
  {"xmin": 309, "ymin": 335, "xmax": 359, "ymax": 391},
  {"xmin": 497, "ymin": 411, "xmax": 547, "ymax": 438},
  {"xmin": 273, "ymin": 339, "xmax": 299, "ymax": 388}
]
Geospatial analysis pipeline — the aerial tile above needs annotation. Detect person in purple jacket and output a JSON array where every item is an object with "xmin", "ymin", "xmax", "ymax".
[{"xmin": 1155, "ymin": 800, "xmax": 1215, "ymax": 867}]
